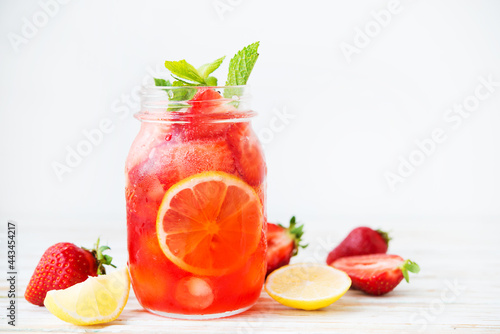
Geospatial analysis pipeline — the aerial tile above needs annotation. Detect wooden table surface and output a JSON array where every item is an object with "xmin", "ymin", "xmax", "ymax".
[{"xmin": 1, "ymin": 218, "xmax": 499, "ymax": 333}]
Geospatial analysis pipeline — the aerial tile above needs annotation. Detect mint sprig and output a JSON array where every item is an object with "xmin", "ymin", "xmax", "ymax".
[{"xmin": 153, "ymin": 42, "xmax": 260, "ymax": 103}]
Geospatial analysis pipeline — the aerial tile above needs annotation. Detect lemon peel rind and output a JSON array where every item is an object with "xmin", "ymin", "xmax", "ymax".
[
  {"xmin": 43, "ymin": 267, "xmax": 130, "ymax": 325},
  {"xmin": 265, "ymin": 263, "xmax": 352, "ymax": 311}
]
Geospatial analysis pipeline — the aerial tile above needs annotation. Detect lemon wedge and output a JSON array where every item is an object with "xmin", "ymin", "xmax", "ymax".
[
  {"xmin": 44, "ymin": 267, "xmax": 130, "ymax": 325},
  {"xmin": 265, "ymin": 263, "xmax": 351, "ymax": 310}
]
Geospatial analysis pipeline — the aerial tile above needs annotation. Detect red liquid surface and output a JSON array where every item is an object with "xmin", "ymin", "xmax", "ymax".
[{"xmin": 126, "ymin": 114, "xmax": 267, "ymax": 316}]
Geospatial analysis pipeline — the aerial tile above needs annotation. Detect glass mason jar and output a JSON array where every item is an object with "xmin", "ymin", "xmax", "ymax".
[{"xmin": 125, "ymin": 85, "xmax": 267, "ymax": 319}]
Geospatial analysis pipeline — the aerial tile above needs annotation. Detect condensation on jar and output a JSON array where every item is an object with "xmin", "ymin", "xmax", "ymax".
[{"xmin": 125, "ymin": 85, "xmax": 267, "ymax": 319}]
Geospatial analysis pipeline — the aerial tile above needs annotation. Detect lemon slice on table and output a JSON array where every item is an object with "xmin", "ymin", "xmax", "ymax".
[
  {"xmin": 44, "ymin": 267, "xmax": 130, "ymax": 325},
  {"xmin": 156, "ymin": 171, "xmax": 263, "ymax": 276},
  {"xmin": 265, "ymin": 263, "xmax": 351, "ymax": 310}
]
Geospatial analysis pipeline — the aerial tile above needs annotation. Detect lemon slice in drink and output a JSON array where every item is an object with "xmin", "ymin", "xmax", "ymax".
[
  {"xmin": 44, "ymin": 267, "xmax": 130, "ymax": 325},
  {"xmin": 265, "ymin": 263, "xmax": 351, "ymax": 310}
]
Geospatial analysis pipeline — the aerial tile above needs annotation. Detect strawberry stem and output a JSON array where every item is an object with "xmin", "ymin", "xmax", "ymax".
[
  {"xmin": 400, "ymin": 259, "xmax": 420, "ymax": 283},
  {"xmin": 376, "ymin": 229, "xmax": 391, "ymax": 246},
  {"xmin": 284, "ymin": 216, "xmax": 308, "ymax": 256},
  {"xmin": 84, "ymin": 238, "xmax": 116, "ymax": 275}
]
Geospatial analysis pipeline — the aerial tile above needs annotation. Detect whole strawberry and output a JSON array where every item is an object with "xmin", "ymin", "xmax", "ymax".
[
  {"xmin": 326, "ymin": 227, "xmax": 390, "ymax": 265},
  {"xmin": 25, "ymin": 238, "xmax": 115, "ymax": 306},
  {"xmin": 266, "ymin": 216, "xmax": 307, "ymax": 277},
  {"xmin": 331, "ymin": 254, "xmax": 420, "ymax": 295}
]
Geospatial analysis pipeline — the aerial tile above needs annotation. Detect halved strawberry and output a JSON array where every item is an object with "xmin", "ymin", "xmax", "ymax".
[
  {"xmin": 330, "ymin": 254, "xmax": 420, "ymax": 296},
  {"xmin": 227, "ymin": 122, "xmax": 266, "ymax": 186},
  {"xmin": 266, "ymin": 216, "xmax": 307, "ymax": 277}
]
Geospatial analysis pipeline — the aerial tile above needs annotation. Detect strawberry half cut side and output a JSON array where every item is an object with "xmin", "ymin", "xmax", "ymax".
[{"xmin": 330, "ymin": 254, "xmax": 420, "ymax": 296}]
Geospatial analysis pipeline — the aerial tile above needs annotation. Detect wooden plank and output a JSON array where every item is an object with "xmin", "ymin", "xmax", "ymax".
[{"xmin": 1, "ymin": 219, "xmax": 499, "ymax": 333}]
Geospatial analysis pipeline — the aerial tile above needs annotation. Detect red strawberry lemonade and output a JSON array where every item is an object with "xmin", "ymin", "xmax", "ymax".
[{"xmin": 126, "ymin": 85, "xmax": 267, "ymax": 319}]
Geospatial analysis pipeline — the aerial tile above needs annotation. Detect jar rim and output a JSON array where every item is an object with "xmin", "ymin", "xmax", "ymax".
[
  {"xmin": 140, "ymin": 85, "xmax": 251, "ymax": 100},
  {"xmin": 137, "ymin": 85, "xmax": 254, "ymax": 123},
  {"xmin": 142, "ymin": 84, "xmax": 248, "ymax": 89}
]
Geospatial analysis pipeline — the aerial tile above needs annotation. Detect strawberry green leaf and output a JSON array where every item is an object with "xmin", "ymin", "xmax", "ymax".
[
  {"xmin": 197, "ymin": 56, "xmax": 225, "ymax": 80},
  {"xmin": 284, "ymin": 216, "xmax": 308, "ymax": 256},
  {"xmin": 400, "ymin": 259, "xmax": 420, "ymax": 283},
  {"xmin": 406, "ymin": 260, "xmax": 420, "ymax": 273},
  {"xmin": 83, "ymin": 238, "xmax": 115, "ymax": 275},
  {"xmin": 99, "ymin": 245, "xmax": 111, "ymax": 252},
  {"xmin": 376, "ymin": 229, "xmax": 391, "ymax": 245},
  {"xmin": 103, "ymin": 255, "xmax": 116, "ymax": 268},
  {"xmin": 164, "ymin": 60, "xmax": 206, "ymax": 85}
]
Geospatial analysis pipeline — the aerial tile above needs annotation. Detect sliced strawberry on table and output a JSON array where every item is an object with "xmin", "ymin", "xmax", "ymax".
[
  {"xmin": 266, "ymin": 216, "xmax": 307, "ymax": 277},
  {"xmin": 326, "ymin": 227, "xmax": 390, "ymax": 265},
  {"xmin": 25, "ymin": 239, "xmax": 115, "ymax": 306},
  {"xmin": 330, "ymin": 254, "xmax": 420, "ymax": 296},
  {"xmin": 227, "ymin": 122, "xmax": 266, "ymax": 186}
]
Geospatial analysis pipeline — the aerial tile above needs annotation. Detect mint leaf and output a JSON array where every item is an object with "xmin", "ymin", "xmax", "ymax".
[
  {"xmin": 198, "ymin": 56, "xmax": 225, "ymax": 80},
  {"xmin": 164, "ymin": 60, "xmax": 205, "ymax": 85},
  {"xmin": 171, "ymin": 76, "xmax": 196, "ymax": 86},
  {"xmin": 205, "ymin": 76, "xmax": 218, "ymax": 86},
  {"xmin": 225, "ymin": 41, "xmax": 260, "ymax": 87},
  {"xmin": 154, "ymin": 77, "xmax": 195, "ymax": 111},
  {"xmin": 170, "ymin": 80, "xmax": 196, "ymax": 104},
  {"xmin": 172, "ymin": 80, "xmax": 186, "ymax": 87},
  {"xmin": 154, "ymin": 78, "xmax": 171, "ymax": 86}
]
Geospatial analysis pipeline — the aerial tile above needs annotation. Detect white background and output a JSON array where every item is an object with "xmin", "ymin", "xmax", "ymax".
[{"xmin": 1, "ymin": 0, "xmax": 499, "ymax": 230}]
